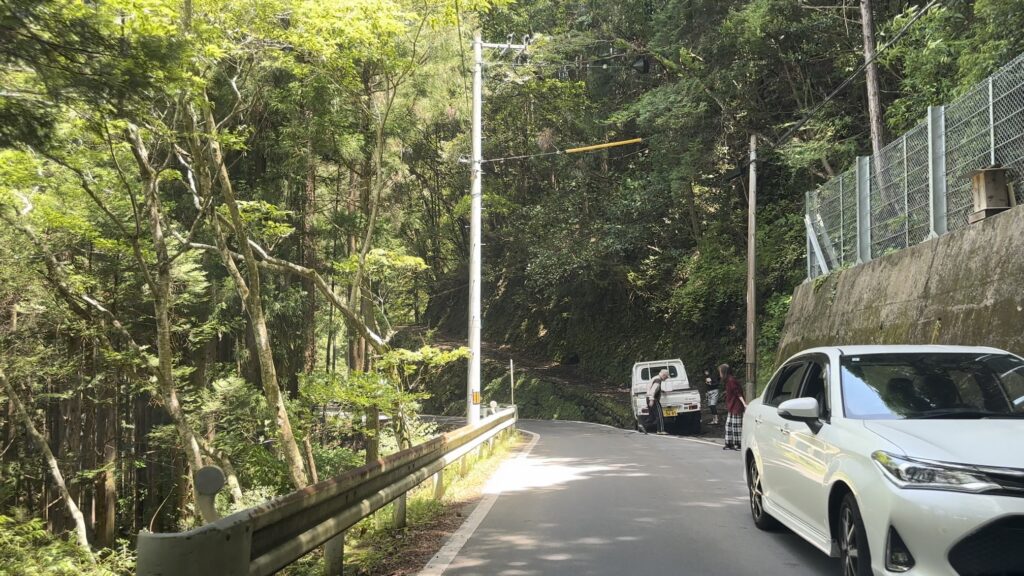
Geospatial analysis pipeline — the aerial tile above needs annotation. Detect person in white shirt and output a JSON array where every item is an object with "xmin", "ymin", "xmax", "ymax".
[{"xmin": 645, "ymin": 369, "xmax": 669, "ymax": 434}]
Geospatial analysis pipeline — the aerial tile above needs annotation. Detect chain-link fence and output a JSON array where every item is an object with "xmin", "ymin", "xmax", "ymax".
[
  {"xmin": 806, "ymin": 52, "xmax": 1024, "ymax": 278},
  {"xmin": 992, "ymin": 53, "xmax": 1024, "ymax": 206},
  {"xmin": 944, "ymin": 80, "xmax": 991, "ymax": 231}
]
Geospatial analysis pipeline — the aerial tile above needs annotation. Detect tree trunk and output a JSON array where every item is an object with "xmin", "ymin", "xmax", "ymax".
[
  {"xmin": 94, "ymin": 338, "xmax": 116, "ymax": 548},
  {"xmin": 682, "ymin": 180, "xmax": 702, "ymax": 241},
  {"xmin": 300, "ymin": 134, "xmax": 318, "ymax": 386},
  {"xmin": 95, "ymin": 393, "xmax": 116, "ymax": 547},
  {"xmin": 201, "ymin": 99, "xmax": 309, "ymax": 490},
  {"xmin": 2, "ymin": 369, "xmax": 93, "ymax": 557},
  {"xmin": 860, "ymin": 0, "xmax": 886, "ymax": 174},
  {"xmin": 126, "ymin": 126, "xmax": 212, "ymax": 522}
]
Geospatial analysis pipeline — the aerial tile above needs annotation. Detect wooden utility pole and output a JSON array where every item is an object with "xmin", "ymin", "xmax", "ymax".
[
  {"xmin": 745, "ymin": 135, "xmax": 757, "ymax": 401},
  {"xmin": 860, "ymin": 0, "xmax": 885, "ymax": 161}
]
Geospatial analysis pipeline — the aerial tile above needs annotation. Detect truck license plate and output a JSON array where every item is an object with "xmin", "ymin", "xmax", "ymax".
[{"xmin": 663, "ymin": 407, "xmax": 678, "ymax": 417}]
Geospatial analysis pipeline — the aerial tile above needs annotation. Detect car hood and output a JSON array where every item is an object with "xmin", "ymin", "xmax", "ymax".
[{"xmin": 864, "ymin": 419, "xmax": 1024, "ymax": 468}]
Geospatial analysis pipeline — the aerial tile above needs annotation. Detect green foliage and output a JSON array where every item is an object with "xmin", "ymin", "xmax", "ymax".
[
  {"xmin": 5, "ymin": 0, "xmax": 1024, "ymax": 559},
  {"xmin": 0, "ymin": 512, "xmax": 133, "ymax": 576}
]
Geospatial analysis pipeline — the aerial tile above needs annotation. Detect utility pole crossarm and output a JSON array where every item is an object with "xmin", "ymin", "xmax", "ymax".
[{"xmin": 564, "ymin": 138, "xmax": 643, "ymax": 154}]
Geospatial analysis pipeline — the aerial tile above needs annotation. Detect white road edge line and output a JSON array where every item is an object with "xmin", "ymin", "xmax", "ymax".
[
  {"xmin": 530, "ymin": 418, "xmax": 724, "ymax": 447},
  {"xmin": 417, "ymin": 428, "xmax": 542, "ymax": 576}
]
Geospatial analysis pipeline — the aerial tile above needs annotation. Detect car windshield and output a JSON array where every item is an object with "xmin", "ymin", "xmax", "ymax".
[{"xmin": 841, "ymin": 352, "xmax": 1024, "ymax": 419}]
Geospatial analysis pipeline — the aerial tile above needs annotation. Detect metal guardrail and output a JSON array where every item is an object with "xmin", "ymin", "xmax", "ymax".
[{"xmin": 137, "ymin": 406, "xmax": 517, "ymax": 576}]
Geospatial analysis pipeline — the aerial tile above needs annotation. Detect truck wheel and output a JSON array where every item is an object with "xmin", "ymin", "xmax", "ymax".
[{"xmin": 690, "ymin": 414, "xmax": 702, "ymax": 435}]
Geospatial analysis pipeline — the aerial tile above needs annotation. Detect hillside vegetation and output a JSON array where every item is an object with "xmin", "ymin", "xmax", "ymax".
[{"xmin": 1, "ymin": 0, "xmax": 1022, "ymax": 570}]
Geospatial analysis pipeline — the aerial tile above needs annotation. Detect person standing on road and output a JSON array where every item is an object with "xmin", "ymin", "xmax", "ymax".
[
  {"xmin": 646, "ymin": 369, "xmax": 669, "ymax": 435},
  {"xmin": 720, "ymin": 364, "xmax": 745, "ymax": 450},
  {"xmin": 705, "ymin": 368, "xmax": 721, "ymax": 426}
]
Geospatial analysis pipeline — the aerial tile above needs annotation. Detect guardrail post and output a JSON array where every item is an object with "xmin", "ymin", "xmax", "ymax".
[
  {"xmin": 856, "ymin": 155, "xmax": 872, "ymax": 263},
  {"xmin": 324, "ymin": 532, "xmax": 344, "ymax": 576},
  {"xmin": 432, "ymin": 470, "xmax": 445, "ymax": 500},
  {"xmin": 928, "ymin": 105, "xmax": 948, "ymax": 237},
  {"xmin": 393, "ymin": 493, "xmax": 407, "ymax": 529}
]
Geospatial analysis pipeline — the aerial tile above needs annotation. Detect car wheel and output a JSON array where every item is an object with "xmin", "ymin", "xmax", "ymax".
[
  {"xmin": 747, "ymin": 457, "xmax": 778, "ymax": 531},
  {"xmin": 690, "ymin": 413, "xmax": 702, "ymax": 435},
  {"xmin": 838, "ymin": 494, "xmax": 872, "ymax": 576}
]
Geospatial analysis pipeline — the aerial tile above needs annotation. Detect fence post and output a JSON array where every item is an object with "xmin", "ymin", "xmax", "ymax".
[
  {"xmin": 988, "ymin": 77, "xmax": 996, "ymax": 165},
  {"xmin": 805, "ymin": 191, "xmax": 813, "ymax": 278},
  {"xmin": 806, "ymin": 233, "xmax": 813, "ymax": 279},
  {"xmin": 324, "ymin": 533, "xmax": 344, "ymax": 576},
  {"xmin": 393, "ymin": 494, "xmax": 407, "ymax": 529},
  {"xmin": 432, "ymin": 469, "xmax": 445, "ymax": 500},
  {"xmin": 837, "ymin": 176, "xmax": 845, "ymax": 266},
  {"xmin": 902, "ymin": 136, "xmax": 909, "ymax": 247},
  {"xmin": 856, "ymin": 156, "xmax": 872, "ymax": 263},
  {"xmin": 804, "ymin": 215, "xmax": 829, "ymax": 276},
  {"xmin": 927, "ymin": 105, "xmax": 948, "ymax": 237}
]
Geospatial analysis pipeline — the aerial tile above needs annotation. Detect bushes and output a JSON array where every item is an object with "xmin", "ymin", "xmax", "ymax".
[
  {"xmin": 422, "ymin": 357, "xmax": 633, "ymax": 428},
  {"xmin": 0, "ymin": 512, "xmax": 134, "ymax": 576}
]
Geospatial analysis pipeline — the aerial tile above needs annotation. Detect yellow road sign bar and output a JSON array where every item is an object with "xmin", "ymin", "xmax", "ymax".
[{"xmin": 563, "ymin": 138, "xmax": 643, "ymax": 154}]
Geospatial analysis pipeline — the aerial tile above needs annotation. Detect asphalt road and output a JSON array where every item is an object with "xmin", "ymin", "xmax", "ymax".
[{"xmin": 437, "ymin": 419, "xmax": 839, "ymax": 576}]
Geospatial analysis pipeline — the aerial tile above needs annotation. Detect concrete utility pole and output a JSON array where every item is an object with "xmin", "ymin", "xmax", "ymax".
[
  {"xmin": 468, "ymin": 31, "xmax": 483, "ymax": 425},
  {"xmin": 745, "ymin": 135, "xmax": 757, "ymax": 401},
  {"xmin": 467, "ymin": 32, "xmax": 527, "ymax": 425},
  {"xmin": 509, "ymin": 359, "xmax": 515, "ymax": 406}
]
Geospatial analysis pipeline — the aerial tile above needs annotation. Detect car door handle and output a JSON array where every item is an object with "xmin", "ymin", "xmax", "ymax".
[
  {"xmin": 754, "ymin": 416, "xmax": 763, "ymax": 424},
  {"xmin": 779, "ymin": 425, "xmax": 790, "ymax": 435}
]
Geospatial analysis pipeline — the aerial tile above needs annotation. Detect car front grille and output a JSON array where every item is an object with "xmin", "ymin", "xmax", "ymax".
[
  {"xmin": 984, "ymin": 469, "xmax": 1024, "ymax": 497},
  {"xmin": 948, "ymin": 516, "xmax": 1024, "ymax": 576}
]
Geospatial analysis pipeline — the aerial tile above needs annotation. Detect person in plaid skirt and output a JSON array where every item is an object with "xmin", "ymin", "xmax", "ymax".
[{"xmin": 720, "ymin": 364, "xmax": 746, "ymax": 450}]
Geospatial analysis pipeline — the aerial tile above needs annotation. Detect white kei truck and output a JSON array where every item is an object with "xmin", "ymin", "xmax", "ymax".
[{"xmin": 631, "ymin": 359, "xmax": 702, "ymax": 434}]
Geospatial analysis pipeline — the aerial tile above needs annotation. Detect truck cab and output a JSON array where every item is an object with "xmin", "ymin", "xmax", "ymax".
[{"xmin": 632, "ymin": 359, "xmax": 702, "ymax": 434}]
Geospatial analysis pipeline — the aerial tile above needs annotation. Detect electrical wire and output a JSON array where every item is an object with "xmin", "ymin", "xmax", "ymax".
[
  {"xmin": 481, "ymin": 149, "xmax": 564, "ymax": 163},
  {"xmin": 771, "ymin": 0, "xmax": 941, "ymax": 150},
  {"xmin": 473, "ymin": 0, "xmax": 940, "ymax": 173}
]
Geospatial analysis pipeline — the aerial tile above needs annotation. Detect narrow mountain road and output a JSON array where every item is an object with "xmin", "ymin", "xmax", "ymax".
[{"xmin": 427, "ymin": 420, "xmax": 838, "ymax": 575}]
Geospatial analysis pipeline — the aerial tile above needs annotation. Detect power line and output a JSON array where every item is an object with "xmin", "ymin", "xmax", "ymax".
[{"xmin": 772, "ymin": 0, "xmax": 941, "ymax": 150}]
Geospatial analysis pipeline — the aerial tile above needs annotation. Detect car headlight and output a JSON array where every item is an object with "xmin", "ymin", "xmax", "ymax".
[{"xmin": 871, "ymin": 451, "xmax": 1001, "ymax": 493}]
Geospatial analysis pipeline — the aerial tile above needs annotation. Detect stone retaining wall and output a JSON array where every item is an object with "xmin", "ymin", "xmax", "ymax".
[{"xmin": 778, "ymin": 205, "xmax": 1024, "ymax": 363}]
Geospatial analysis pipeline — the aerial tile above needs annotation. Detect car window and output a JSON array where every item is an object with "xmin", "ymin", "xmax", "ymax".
[
  {"xmin": 640, "ymin": 366, "xmax": 679, "ymax": 380},
  {"xmin": 766, "ymin": 363, "xmax": 807, "ymax": 407},
  {"xmin": 841, "ymin": 353, "xmax": 1024, "ymax": 419},
  {"xmin": 799, "ymin": 360, "xmax": 830, "ymax": 419}
]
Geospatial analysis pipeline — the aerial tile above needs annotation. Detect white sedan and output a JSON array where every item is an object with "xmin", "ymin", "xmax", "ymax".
[{"xmin": 741, "ymin": 345, "xmax": 1024, "ymax": 576}]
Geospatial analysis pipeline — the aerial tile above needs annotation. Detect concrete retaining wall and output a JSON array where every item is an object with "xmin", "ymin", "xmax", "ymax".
[{"xmin": 777, "ymin": 205, "xmax": 1024, "ymax": 363}]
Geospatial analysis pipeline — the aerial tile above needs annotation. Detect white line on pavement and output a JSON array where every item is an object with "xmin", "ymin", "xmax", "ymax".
[
  {"xmin": 520, "ymin": 418, "xmax": 724, "ymax": 447},
  {"xmin": 417, "ymin": 428, "xmax": 542, "ymax": 576}
]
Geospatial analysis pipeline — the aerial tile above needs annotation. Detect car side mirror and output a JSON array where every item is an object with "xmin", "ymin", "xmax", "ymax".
[{"xmin": 778, "ymin": 397, "xmax": 820, "ymax": 424}]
